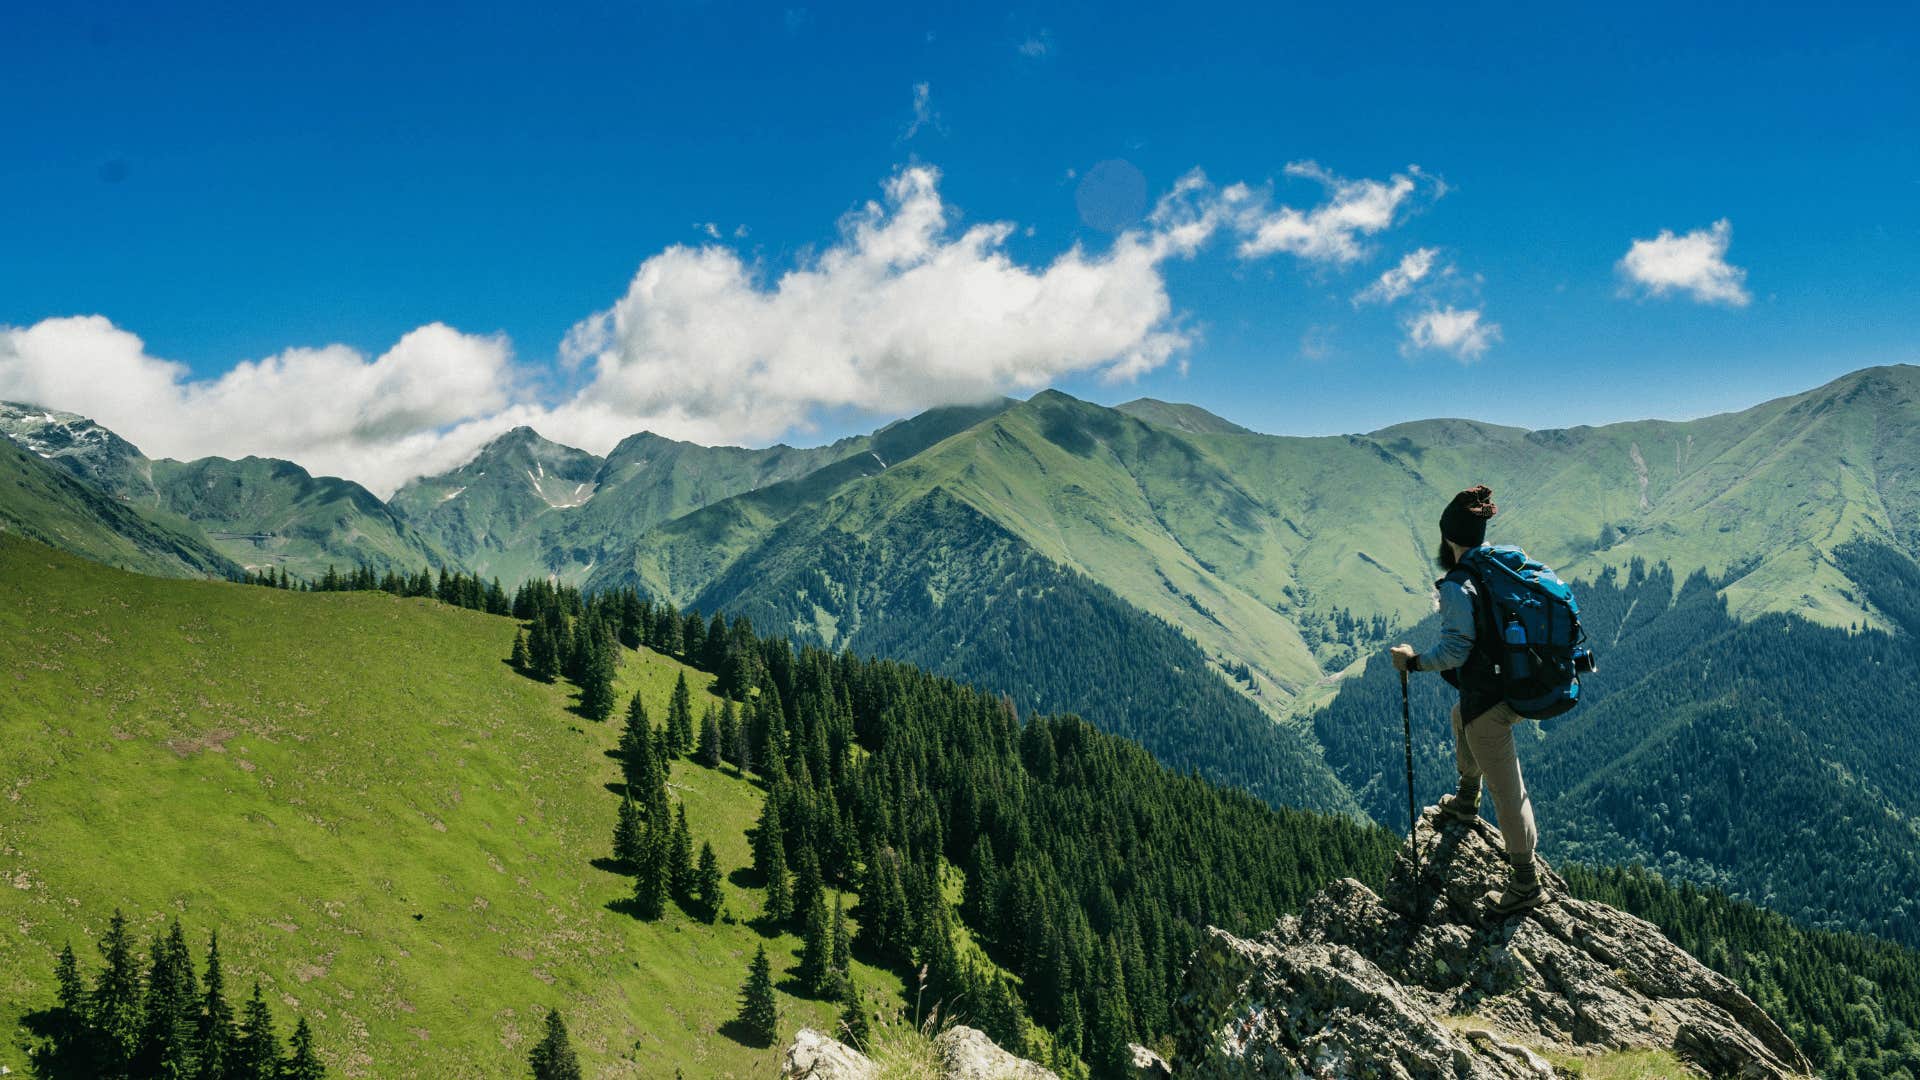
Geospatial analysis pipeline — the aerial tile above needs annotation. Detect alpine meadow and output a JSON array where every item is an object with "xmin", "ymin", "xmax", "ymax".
[{"xmin": 4, "ymin": 4, "xmax": 1918, "ymax": 1077}]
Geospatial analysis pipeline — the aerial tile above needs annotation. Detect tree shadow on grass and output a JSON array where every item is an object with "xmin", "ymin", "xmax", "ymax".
[
  {"xmin": 604, "ymin": 896, "xmax": 656, "ymax": 921},
  {"xmin": 589, "ymin": 856, "xmax": 628, "ymax": 876},
  {"xmin": 717, "ymin": 1017, "xmax": 773, "ymax": 1050}
]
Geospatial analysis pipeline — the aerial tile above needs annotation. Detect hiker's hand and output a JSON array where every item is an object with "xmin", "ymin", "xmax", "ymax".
[{"xmin": 1390, "ymin": 644, "xmax": 1417, "ymax": 672}]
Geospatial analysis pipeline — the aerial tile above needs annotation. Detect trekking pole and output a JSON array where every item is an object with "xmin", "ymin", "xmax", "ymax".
[{"xmin": 1401, "ymin": 670, "xmax": 1419, "ymax": 882}]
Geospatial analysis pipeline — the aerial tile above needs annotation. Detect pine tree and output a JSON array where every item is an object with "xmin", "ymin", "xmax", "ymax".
[
  {"xmin": 1087, "ymin": 950, "xmax": 1137, "ymax": 1079},
  {"xmin": 528, "ymin": 621, "xmax": 558, "ymax": 682},
  {"xmin": 763, "ymin": 839, "xmax": 791, "ymax": 923},
  {"xmin": 696, "ymin": 706, "xmax": 723, "ymax": 767},
  {"xmin": 509, "ymin": 629, "xmax": 530, "ymax": 671},
  {"xmin": 136, "ymin": 918, "xmax": 200, "ymax": 1078},
  {"xmin": 667, "ymin": 672, "xmax": 694, "ymax": 755},
  {"xmin": 283, "ymin": 1016, "xmax": 325, "ymax": 1080},
  {"xmin": 612, "ymin": 790, "xmax": 645, "ymax": 870},
  {"xmin": 91, "ymin": 908, "xmax": 143, "ymax": 1076},
  {"xmin": 736, "ymin": 945, "xmax": 778, "ymax": 1047},
  {"xmin": 528, "ymin": 1008, "xmax": 582, "ymax": 1080},
  {"xmin": 792, "ymin": 844, "xmax": 824, "ymax": 927},
  {"xmin": 235, "ymin": 982, "xmax": 281, "ymax": 1080},
  {"xmin": 198, "ymin": 930, "xmax": 237, "ymax": 1080},
  {"xmin": 837, "ymin": 975, "xmax": 870, "ymax": 1051},
  {"xmin": 830, "ymin": 892, "xmax": 852, "ymax": 986},
  {"xmin": 719, "ymin": 699, "xmax": 742, "ymax": 768},
  {"xmin": 667, "ymin": 805, "xmax": 694, "ymax": 902},
  {"xmin": 796, "ymin": 891, "xmax": 833, "ymax": 996},
  {"xmin": 694, "ymin": 842, "xmax": 723, "ymax": 923},
  {"xmin": 633, "ymin": 824, "xmax": 669, "ymax": 920},
  {"xmin": 752, "ymin": 793, "xmax": 785, "ymax": 883},
  {"xmin": 578, "ymin": 637, "xmax": 617, "ymax": 721},
  {"xmin": 681, "ymin": 611, "xmax": 707, "ymax": 665},
  {"xmin": 44, "ymin": 942, "xmax": 93, "ymax": 1076},
  {"xmin": 704, "ymin": 613, "xmax": 729, "ymax": 672}
]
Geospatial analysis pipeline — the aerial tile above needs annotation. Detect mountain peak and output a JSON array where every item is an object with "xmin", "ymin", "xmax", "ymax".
[{"xmin": 1114, "ymin": 397, "xmax": 1254, "ymax": 435}]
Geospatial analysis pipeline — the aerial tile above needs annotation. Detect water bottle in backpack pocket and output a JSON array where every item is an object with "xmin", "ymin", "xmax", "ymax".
[{"xmin": 1460, "ymin": 546, "xmax": 1596, "ymax": 720}]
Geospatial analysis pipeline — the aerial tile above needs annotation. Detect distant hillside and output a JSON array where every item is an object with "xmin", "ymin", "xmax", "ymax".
[
  {"xmin": 0, "ymin": 434, "xmax": 239, "ymax": 579},
  {"xmin": 388, "ymin": 401, "xmax": 1015, "ymax": 588},
  {"xmin": 0, "ymin": 402, "xmax": 447, "ymax": 577}
]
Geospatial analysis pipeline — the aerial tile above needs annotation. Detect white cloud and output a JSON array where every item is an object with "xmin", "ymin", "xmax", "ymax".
[
  {"xmin": 904, "ymin": 82, "xmax": 935, "ymax": 140},
  {"xmin": 0, "ymin": 317, "xmax": 520, "ymax": 496},
  {"xmin": 2, "ymin": 160, "xmax": 1445, "ymax": 494},
  {"xmin": 1402, "ymin": 306, "xmax": 1500, "ymax": 362},
  {"xmin": 1018, "ymin": 31, "xmax": 1051, "ymax": 57},
  {"xmin": 1355, "ymin": 246, "xmax": 1440, "ymax": 305},
  {"xmin": 1234, "ymin": 162, "xmax": 1435, "ymax": 263},
  {"xmin": 556, "ymin": 164, "xmax": 1222, "ymax": 448},
  {"xmin": 1617, "ymin": 218, "xmax": 1750, "ymax": 306}
]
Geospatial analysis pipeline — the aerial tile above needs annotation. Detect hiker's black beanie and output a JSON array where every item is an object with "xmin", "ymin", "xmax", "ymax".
[{"xmin": 1440, "ymin": 485, "xmax": 1497, "ymax": 547}]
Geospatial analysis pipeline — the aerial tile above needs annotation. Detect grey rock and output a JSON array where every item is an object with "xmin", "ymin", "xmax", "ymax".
[
  {"xmin": 933, "ymin": 1025, "xmax": 1058, "ymax": 1079},
  {"xmin": 779, "ymin": 1024, "xmax": 1054, "ymax": 1080},
  {"xmin": 1126, "ymin": 1042, "xmax": 1173, "ymax": 1077},
  {"xmin": 780, "ymin": 1028, "xmax": 878, "ymax": 1080},
  {"xmin": 1173, "ymin": 808, "xmax": 1813, "ymax": 1078}
]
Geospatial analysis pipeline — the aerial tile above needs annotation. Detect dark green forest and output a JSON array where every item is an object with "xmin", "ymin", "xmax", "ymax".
[
  {"xmin": 505, "ymin": 574, "xmax": 1395, "ymax": 1073},
  {"xmin": 693, "ymin": 489, "xmax": 1353, "ymax": 816}
]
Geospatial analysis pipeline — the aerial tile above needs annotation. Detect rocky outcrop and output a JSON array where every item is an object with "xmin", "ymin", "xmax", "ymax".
[
  {"xmin": 781, "ymin": 1028, "xmax": 879, "ymax": 1079},
  {"xmin": 934, "ymin": 1025, "xmax": 1058, "ymax": 1079},
  {"xmin": 1172, "ymin": 808, "xmax": 1813, "ymax": 1078},
  {"xmin": 779, "ymin": 1026, "xmax": 1056, "ymax": 1080}
]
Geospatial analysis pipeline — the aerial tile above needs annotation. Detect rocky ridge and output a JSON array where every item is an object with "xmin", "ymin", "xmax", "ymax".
[{"xmin": 1170, "ymin": 808, "xmax": 1814, "ymax": 1077}]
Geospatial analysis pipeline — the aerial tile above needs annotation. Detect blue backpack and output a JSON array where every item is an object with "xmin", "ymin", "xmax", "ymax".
[{"xmin": 1456, "ymin": 545, "xmax": 1595, "ymax": 719}]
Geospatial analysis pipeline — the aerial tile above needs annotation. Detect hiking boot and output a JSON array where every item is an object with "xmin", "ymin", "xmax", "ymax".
[
  {"xmin": 1437, "ymin": 778, "xmax": 1481, "ymax": 824},
  {"xmin": 1485, "ymin": 857, "xmax": 1545, "ymax": 916}
]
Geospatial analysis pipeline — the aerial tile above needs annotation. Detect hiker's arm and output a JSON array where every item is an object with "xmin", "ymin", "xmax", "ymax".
[{"xmin": 1411, "ymin": 580, "xmax": 1476, "ymax": 672}]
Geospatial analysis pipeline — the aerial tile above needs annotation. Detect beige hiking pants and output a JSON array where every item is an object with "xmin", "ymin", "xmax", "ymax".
[{"xmin": 1451, "ymin": 702, "xmax": 1538, "ymax": 862}]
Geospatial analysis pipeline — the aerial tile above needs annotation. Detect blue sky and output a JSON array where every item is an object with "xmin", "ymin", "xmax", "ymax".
[{"xmin": 2, "ymin": 1, "xmax": 1916, "ymax": 490}]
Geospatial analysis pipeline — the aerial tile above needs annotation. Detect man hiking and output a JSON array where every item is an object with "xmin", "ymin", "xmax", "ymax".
[{"xmin": 1390, "ymin": 484, "xmax": 1545, "ymax": 915}]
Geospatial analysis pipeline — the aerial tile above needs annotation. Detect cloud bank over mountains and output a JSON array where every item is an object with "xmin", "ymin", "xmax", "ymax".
[{"xmin": 0, "ymin": 159, "xmax": 1539, "ymax": 493}]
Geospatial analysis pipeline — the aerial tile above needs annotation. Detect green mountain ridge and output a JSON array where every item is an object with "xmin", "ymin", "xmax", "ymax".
[
  {"xmin": 0, "ymin": 402, "xmax": 449, "ymax": 577},
  {"xmin": 0, "ymin": 435, "xmax": 241, "ymax": 580}
]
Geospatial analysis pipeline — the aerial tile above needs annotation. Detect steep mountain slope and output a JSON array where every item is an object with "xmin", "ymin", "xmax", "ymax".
[
  {"xmin": 0, "ymin": 402, "xmax": 448, "ymax": 577},
  {"xmin": 386, "ymin": 426, "xmax": 607, "ymax": 584},
  {"xmin": 0, "ymin": 535, "xmax": 908, "ymax": 1077},
  {"xmin": 0, "ymin": 434, "xmax": 240, "ymax": 579}
]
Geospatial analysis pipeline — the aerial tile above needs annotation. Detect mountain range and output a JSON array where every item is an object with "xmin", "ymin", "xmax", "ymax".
[{"xmin": 6, "ymin": 366, "xmax": 1920, "ymax": 942}]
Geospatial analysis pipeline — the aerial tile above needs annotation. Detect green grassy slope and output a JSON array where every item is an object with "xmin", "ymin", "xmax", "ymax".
[
  {"xmin": 0, "ymin": 436, "xmax": 240, "ymax": 580},
  {"xmin": 0, "ymin": 536, "xmax": 907, "ymax": 1078}
]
